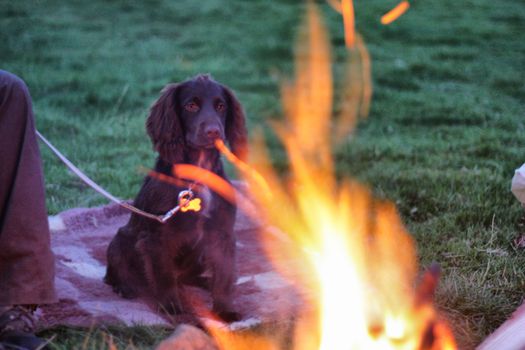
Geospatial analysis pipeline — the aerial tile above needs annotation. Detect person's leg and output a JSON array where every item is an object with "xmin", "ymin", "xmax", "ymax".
[{"xmin": 0, "ymin": 70, "xmax": 56, "ymax": 306}]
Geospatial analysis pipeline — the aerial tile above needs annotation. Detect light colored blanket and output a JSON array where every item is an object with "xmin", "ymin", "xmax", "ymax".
[{"xmin": 38, "ymin": 193, "xmax": 303, "ymax": 330}]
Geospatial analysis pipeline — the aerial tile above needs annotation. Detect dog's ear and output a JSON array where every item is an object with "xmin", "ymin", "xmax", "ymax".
[
  {"xmin": 146, "ymin": 84, "xmax": 185, "ymax": 163},
  {"xmin": 223, "ymin": 86, "xmax": 248, "ymax": 162}
]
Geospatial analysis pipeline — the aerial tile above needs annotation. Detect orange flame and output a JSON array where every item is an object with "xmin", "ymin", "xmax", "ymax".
[
  {"xmin": 326, "ymin": 0, "xmax": 356, "ymax": 48},
  {"xmin": 206, "ymin": 326, "xmax": 281, "ymax": 350},
  {"xmin": 381, "ymin": 1, "xmax": 411, "ymax": 25},
  {"xmin": 146, "ymin": 168, "xmax": 192, "ymax": 189},
  {"xmin": 325, "ymin": 0, "xmax": 372, "ymax": 140},
  {"xmin": 214, "ymin": 139, "xmax": 271, "ymax": 196},
  {"xmin": 327, "ymin": 0, "xmax": 411, "ymax": 45},
  {"xmin": 171, "ymin": 164, "xmax": 237, "ymax": 205},
  {"xmin": 211, "ymin": 1, "xmax": 456, "ymax": 349},
  {"xmin": 335, "ymin": 33, "xmax": 372, "ymax": 142},
  {"xmin": 341, "ymin": 0, "xmax": 355, "ymax": 47}
]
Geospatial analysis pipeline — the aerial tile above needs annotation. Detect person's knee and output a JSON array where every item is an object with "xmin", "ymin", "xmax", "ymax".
[{"xmin": 0, "ymin": 70, "xmax": 30, "ymax": 100}]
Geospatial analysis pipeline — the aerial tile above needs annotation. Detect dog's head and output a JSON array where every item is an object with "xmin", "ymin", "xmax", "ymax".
[{"xmin": 146, "ymin": 74, "xmax": 248, "ymax": 164}]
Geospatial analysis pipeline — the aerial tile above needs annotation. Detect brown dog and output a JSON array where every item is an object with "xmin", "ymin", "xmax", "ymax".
[{"xmin": 104, "ymin": 75, "xmax": 247, "ymax": 322}]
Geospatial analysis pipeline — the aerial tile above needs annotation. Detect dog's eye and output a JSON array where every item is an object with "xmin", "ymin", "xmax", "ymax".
[
  {"xmin": 184, "ymin": 102, "xmax": 199, "ymax": 112},
  {"xmin": 216, "ymin": 102, "xmax": 226, "ymax": 112}
]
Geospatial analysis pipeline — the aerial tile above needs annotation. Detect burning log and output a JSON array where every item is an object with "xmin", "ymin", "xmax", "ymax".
[{"xmin": 415, "ymin": 263, "xmax": 441, "ymax": 306}]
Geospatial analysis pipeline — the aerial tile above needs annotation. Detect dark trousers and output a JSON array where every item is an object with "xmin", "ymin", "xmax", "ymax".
[{"xmin": 0, "ymin": 70, "xmax": 56, "ymax": 305}]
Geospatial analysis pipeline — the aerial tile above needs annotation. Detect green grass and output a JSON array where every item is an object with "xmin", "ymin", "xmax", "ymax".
[
  {"xmin": 39, "ymin": 326, "xmax": 172, "ymax": 350},
  {"xmin": 2, "ymin": 0, "xmax": 525, "ymax": 348}
]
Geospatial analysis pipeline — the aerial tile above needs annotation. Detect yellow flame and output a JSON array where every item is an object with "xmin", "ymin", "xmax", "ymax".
[{"xmin": 212, "ymin": 1, "xmax": 455, "ymax": 349}]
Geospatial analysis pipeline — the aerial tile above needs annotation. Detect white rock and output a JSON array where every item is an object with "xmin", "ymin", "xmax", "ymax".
[
  {"xmin": 156, "ymin": 324, "xmax": 218, "ymax": 350},
  {"xmin": 511, "ymin": 163, "xmax": 525, "ymax": 204},
  {"xmin": 48, "ymin": 215, "xmax": 66, "ymax": 231}
]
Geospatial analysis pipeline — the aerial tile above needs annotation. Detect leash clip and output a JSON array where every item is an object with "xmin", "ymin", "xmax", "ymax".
[
  {"xmin": 178, "ymin": 190, "xmax": 194, "ymax": 206},
  {"xmin": 158, "ymin": 189, "xmax": 201, "ymax": 223}
]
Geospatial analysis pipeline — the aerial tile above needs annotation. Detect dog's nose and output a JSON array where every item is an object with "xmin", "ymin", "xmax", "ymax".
[{"xmin": 205, "ymin": 126, "xmax": 221, "ymax": 140}]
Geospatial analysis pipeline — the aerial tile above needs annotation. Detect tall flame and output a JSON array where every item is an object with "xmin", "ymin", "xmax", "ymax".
[{"xmin": 209, "ymin": 2, "xmax": 455, "ymax": 349}]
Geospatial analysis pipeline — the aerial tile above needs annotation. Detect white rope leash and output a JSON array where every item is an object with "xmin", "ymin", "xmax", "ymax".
[{"xmin": 36, "ymin": 130, "xmax": 193, "ymax": 223}]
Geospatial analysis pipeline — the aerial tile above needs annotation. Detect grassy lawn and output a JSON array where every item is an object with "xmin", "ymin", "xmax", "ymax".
[{"xmin": 2, "ymin": 0, "xmax": 525, "ymax": 348}]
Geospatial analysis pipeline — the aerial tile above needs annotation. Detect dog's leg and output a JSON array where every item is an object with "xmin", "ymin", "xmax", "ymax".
[
  {"xmin": 105, "ymin": 228, "xmax": 140, "ymax": 298},
  {"xmin": 206, "ymin": 230, "xmax": 241, "ymax": 322},
  {"xmin": 136, "ymin": 236, "xmax": 184, "ymax": 315},
  {"xmin": 176, "ymin": 241, "xmax": 210, "ymax": 290}
]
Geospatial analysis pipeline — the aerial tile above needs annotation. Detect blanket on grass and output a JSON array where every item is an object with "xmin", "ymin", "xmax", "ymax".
[{"xmin": 38, "ymin": 187, "xmax": 303, "ymax": 331}]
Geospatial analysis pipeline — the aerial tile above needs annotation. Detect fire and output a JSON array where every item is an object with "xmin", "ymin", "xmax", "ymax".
[
  {"xmin": 210, "ymin": 1, "xmax": 455, "ymax": 349},
  {"xmin": 328, "ymin": 0, "xmax": 411, "ymax": 30},
  {"xmin": 381, "ymin": 1, "xmax": 411, "ymax": 25},
  {"xmin": 341, "ymin": 0, "xmax": 356, "ymax": 47},
  {"xmin": 171, "ymin": 164, "xmax": 237, "ymax": 204}
]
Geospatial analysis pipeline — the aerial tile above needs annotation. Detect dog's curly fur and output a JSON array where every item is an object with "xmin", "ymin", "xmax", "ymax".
[{"xmin": 104, "ymin": 75, "xmax": 247, "ymax": 322}]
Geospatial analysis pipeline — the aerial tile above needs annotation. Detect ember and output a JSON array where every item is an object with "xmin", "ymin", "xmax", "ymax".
[{"xmin": 381, "ymin": 1, "xmax": 411, "ymax": 25}]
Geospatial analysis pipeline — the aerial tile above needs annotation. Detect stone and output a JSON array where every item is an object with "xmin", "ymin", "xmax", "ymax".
[{"xmin": 155, "ymin": 324, "xmax": 218, "ymax": 350}]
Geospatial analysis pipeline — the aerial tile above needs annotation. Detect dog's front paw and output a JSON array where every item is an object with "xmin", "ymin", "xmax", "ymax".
[
  {"xmin": 113, "ymin": 284, "xmax": 138, "ymax": 299},
  {"xmin": 187, "ymin": 276, "xmax": 211, "ymax": 290}
]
